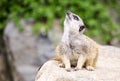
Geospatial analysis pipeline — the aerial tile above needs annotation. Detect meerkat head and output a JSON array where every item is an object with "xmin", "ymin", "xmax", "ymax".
[{"xmin": 64, "ymin": 10, "xmax": 86, "ymax": 34}]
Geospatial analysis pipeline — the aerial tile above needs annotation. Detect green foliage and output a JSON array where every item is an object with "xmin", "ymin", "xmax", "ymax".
[{"xmin": 0, "ymin": 0, "xmax": 120, "ymax": 44}]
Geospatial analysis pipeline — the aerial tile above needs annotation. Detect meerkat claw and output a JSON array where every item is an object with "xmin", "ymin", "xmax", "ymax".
[
  {"xmin": 59, "ymin": 63, "xmax": 64, "ymax": 68},
  {"xmin": 74, "ymin": 67, "xmax": 81, "ymax": 71},
  {"xmin": 86, "ymin": 66, "xmax": 95, "ymax": 71},
  {"xmin": 65, "ymin": 68, "xmax": 72, "ymax": 72}
]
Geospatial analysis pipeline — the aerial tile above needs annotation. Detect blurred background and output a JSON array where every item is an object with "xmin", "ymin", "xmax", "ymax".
[{"xmin": 0, "ymin": 0, "xmax": 120, "ymax": 81}]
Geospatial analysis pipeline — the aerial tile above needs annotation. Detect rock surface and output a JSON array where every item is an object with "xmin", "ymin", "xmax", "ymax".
[{"xmin": 35, "ymin": 46, "xmax": 120, "ymax": 81}]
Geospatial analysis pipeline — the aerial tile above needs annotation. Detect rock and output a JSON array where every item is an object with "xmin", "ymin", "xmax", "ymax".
[
  {"xmin": 4, "ymin": 20, "xmax": 55, "ymax": 81},
  {"xmin": 35, "ymin": 46, "xmax": 120, "ymax": 81},
  {"xmin": 48, "ymin": 19, "xmax": 63, "ymax": 45},
  {"xmin": 36, "ymin": 34, "xmax": 55, "ymax": 67},
  {"xmin": 4, "ymin": 20, "xmax": 37, "ymax": 65},
  {"xmin": 4, "ymin": 20, "xmax": 38, "ymax": 81},
  {"xmin": 110, "ymin": 38, "xmax": 120, "ymax": 47}
]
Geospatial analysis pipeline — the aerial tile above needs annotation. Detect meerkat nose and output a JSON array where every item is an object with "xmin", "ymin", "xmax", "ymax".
[{"xmin": 66, "ymin": 10, "xmax": 71, "ymax": 15}]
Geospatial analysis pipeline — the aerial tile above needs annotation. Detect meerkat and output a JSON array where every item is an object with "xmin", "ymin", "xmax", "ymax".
[{"xmin": 53, "ymin": 11, "xmax": 100, "ymax": 71}]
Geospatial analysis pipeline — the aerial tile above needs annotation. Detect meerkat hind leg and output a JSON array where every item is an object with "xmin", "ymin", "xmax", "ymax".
[
  {"xmin": 86, "ymin": 58, "xmax": 95, "ymax": 71},
  {"xmin": 92, "ymin": 57, "xmax": 97, "ymax": 68},
  {"xmin": 58, "ymin": 62, "xmax": 65, "ymax": 68}
]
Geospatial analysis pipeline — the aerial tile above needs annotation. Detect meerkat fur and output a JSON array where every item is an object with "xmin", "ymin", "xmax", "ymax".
[{"xmin": 54, "ymin": 11, "xmax": 99, "ymax": 71}]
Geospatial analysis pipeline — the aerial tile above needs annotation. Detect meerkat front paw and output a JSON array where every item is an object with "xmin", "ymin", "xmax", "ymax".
[
  {"xmin": 65, "ymin": 68, "xmax": 73, "ymax": 72},
  {"xmin": 86, "ymin": 66, "xmax": 95, "ymax": 71},
  {"xmin": 59, "ymin": 63, "xmax": 65, "ymax": 68},
  {"xmin": 74, "ymin": 67, "xmax": 81, "ymax": 71}
]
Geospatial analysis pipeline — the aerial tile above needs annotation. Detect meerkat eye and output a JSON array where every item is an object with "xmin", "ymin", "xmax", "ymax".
[
  {"xmin": 73, "ymin": 15, "xmax": 79, "ymax": 21},
  {"xmin": 79, "ymin": 25, "xmax": 85, "ymax": 32},
  {"xmin": 80, "ymin": 25, "xmax": 85, "ymax": 29}
]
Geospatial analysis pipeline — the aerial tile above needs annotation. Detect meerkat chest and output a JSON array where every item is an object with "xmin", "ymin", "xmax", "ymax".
[
  {"xmin": 69, "ymin": 40, "xmax": 84, "ymax": 55},
  {"xmin": 69, "ymin": 36, "xmax": 85, "ymax": 50},
  {"xmin": 69, "ymin": 35, "xmax": 91, "ymax": 57}
]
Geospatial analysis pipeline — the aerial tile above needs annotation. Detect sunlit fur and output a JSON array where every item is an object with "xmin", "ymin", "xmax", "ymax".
[{"xmin": 55, "ymin": 11, "xmax": 99, "ymax": 71}]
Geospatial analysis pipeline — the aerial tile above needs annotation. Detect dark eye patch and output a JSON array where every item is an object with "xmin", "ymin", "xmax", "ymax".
[
  {"xmin": 73, "ymin": 15, "xmax": 79, "ymax": 21},
  {"xmin": 80, "ymin": 25, "xmax": 85, "ymax": 29},
  {"xmin": 79, "ymin": 25, "xmax": 85, "ymax": 32}
]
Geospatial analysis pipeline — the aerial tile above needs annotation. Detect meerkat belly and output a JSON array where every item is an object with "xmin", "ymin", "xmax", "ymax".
[
  {"xmin": 69, "ymin": 52, "xmax": 79, "ymax": 67},
  {"xmin": 69, "ymin": 43, "xmax": 83, "ymax": 66}
]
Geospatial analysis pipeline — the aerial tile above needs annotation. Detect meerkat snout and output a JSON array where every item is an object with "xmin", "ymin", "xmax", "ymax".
[{"xmin": 66, "ymin": 10, "xmax": 71, "ymax": 16}]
